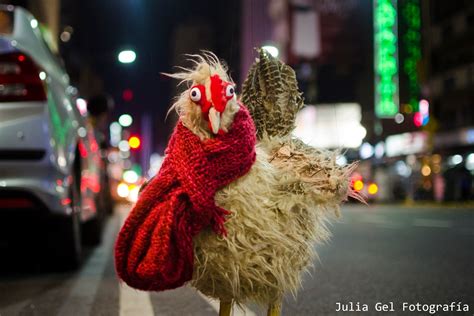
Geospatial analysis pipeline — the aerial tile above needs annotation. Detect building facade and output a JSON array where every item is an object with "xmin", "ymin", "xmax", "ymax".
[{"xmin": 422, "ymin": 0, "xmax": 474, "ymax": 200}]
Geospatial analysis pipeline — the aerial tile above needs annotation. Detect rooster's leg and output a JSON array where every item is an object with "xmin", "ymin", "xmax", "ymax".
[
  {"xmin": 219, "ymin": 300, "xmax": 232, "ymax": 316},
  {"xmin": 267, "ymin": 300, "xmax": 281, "ymax": 316}
]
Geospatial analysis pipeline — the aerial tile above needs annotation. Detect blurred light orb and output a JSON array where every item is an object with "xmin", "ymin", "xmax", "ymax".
[
  {"xmin": 122, "ymin": 89, "xmax": 134, "ymax": 102},
  {"xmin": 128, "ymin": 136, "xmax": 141, "ymax": 149},
  {"xmin": 368, "ymin": 183, "xmax": 378, "ymax": 195},
  {"xmin": 336, "ymin": 155, "xmax": 347, "ymax": 166},
  {"xmin": 421, "ymin": 165, "xmax": 431, "ymax": 176},
  {"xmin": 395, "ymin": 160, "xmax": 411, "ymax": 177},
  {"xmin": 449, "ymin": 154, "xmax": 463, "ymax": 166},
  {"xmin": 466, "ymin": 129, "xmax": 474, "ymax": 144},
  {"xmin": 118, "ymin": 114, "xmax": 133, "ymax": 127},
  {"xmin": 127, "ymin": 185, "xmax": 140, "ymax": 203},
  {"xmin": 353, "ymin": 180, "xmax": 364, "ymax": 192},
  {"xmin": 374, "ymin": 142, "xmax": 385, "ymax": 159},
  {"xmin": 60, "ymin": 31, "xmax": 71, "ymax": 42},
  {"xmin": 359, "ymin": 142, "xmax": 374, "ymax": 159},
  {"xmin": 76, "ymin": 98, "xmax": 87, "ymax": 116},
  {"xmin": 419, "ymin": 99, "xmax": 429, "ymax": 115},
  {"xmin": 119, "ymin": 150, "xmax": 130, "ymax": 159},
  {"xmin": 148, "ymin": 153, "xmax": 164, "ymax": 177},
  {"xmin": 110, "ymin": 122, "xmax": 122, "ymax": 133},
  {"xmin": 118, "ymin": 140, "xmax": 130, "ymax": 152},
  {"xmin": 394, "ymin": 113, "xmax": 404, "ymax": 124},
  {"xmin": 117, "ymin": 183, "xmax": 129, "ymax": 198},
  {"xmin": 123, "ymin": 170, "xmax": 139, "ymax": 183},
  {"xmin": 118, "ymin": 50, "xmax": 136, "ymax": 63},
  {"xmin": 432, "ymin": 154, "xmax": 441, "ymax": 164},
  {"xmin": 77, "ymin": 127, "xmax": 87, "ymax": 138},
  {"xmin": 466, "ymin": 153, "xmax": 474, "ymax": 171},
  {"xmin": 30, "ymin": 19, "xmax": 38, "ymax": 29},
  {"xmin": 262, "ymin": 45, "xmax": 279, "ymax": 58},
  {"xmin": 413, "ymin": 112, "xmax": 423, "ymax": 127}
]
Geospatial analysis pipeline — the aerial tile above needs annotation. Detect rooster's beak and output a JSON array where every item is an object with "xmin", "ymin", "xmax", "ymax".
[{"xmin": 208, "ymin": 107, "xmax": 221, "ymax": 134}]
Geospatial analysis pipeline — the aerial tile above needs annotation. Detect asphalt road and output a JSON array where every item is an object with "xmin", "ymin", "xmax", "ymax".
[{"xmin": 0, "ymin": 204, "xmax": 473, "ymax": 316}]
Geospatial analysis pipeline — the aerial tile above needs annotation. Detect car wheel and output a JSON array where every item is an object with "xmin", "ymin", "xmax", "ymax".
[{"xmin": 47, "ymin": 173, "xmax": 83, "ymax": 270}]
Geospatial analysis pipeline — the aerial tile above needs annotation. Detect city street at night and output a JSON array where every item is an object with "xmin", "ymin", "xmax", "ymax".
[{"xmin": 1, "ymin": 204, "xmax": 473, "ymax": 316}]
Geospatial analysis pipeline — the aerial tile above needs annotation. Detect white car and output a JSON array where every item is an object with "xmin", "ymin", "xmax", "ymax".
[{"xmin": 0, "ymin": 5, "xmax": 104, "ymax": 268}]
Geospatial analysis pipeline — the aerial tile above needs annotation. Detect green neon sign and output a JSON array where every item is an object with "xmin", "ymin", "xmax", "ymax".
[
  {"xmin": 374, "ymin": 0, "xmax": 399, "ymax": 118},
  {"xmin": 402, "ymin": 0, "xmax": 421, "ymax": 111}
]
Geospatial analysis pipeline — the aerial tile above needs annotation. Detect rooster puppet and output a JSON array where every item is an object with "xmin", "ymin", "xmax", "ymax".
[{"xmin": 115, "ymin": 50, "xmax": 354, "ymax": 315}]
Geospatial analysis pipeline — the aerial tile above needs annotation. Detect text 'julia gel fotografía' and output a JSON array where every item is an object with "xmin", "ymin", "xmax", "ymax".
[{"xmin": 336, "ymin": 301, "xmax": 470, "ymax": 314}]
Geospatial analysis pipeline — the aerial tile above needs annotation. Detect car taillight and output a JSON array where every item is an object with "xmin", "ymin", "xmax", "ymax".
[
  {"xmin": 0, "ymin": 52, "xmax": 47, "ymax": 102},
  {"xmin": 0, "ymin": 197, "xmax": 35, "ymax": 209}
]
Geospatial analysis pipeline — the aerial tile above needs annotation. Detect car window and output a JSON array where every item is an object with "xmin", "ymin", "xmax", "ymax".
[
  {"xmin": 0, "ymin": 9, "xmax": 14, "ymax": 35},
  {"xmin": 37, "ymin": 24, "xmax": 66, "ymax": 73}
]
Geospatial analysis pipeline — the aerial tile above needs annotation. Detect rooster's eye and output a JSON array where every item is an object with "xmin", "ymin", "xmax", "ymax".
[
  {"xmin": 190, "ymin": 87, "xmax": 202, "ymax": 102},
  {"xmin": 226, "ymin": 85, "xmax": 235, "ymax": 98}
]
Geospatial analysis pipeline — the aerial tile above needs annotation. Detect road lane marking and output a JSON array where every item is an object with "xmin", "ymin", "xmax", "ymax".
[
  {"xmin": 359, "ymin": 215, "xmax": 401, "ymax": 229},
  {"xmin": 412, "ymin": 218, "xmax": 453, "ymax": 228},
  {"xmin": 119, "ymin": 284, "xmax": 154, "ymax": 316},
  {"xmin": 197, "ymin": 291, "xmax": 257, "ymax": 316},
  {"xmin": 57, "ymin": 216, "xmax": 119, "ymax": 316},
  {"xmin": 118, "ymin": 204, "xmax": 154, "ymax": 316},
  {"xmin": 197, "ymin": 292, "xmax": 219, "ymax": 313}
]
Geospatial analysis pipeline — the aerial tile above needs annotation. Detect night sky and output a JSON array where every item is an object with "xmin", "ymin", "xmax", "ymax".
[{"xmin": 61, "ymin": 0, "xmax": 242, "ymax": 150}]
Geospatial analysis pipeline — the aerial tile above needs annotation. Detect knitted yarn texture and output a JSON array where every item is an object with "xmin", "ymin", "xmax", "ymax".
[{"xmin": 115, "ymin": 105, "xmax": 256, "ymax": 291}]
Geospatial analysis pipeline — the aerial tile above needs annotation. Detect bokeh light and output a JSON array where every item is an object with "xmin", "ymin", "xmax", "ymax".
[{"xmin": 128, "ymin": 136, "xmax": 141, "ymax": 149}]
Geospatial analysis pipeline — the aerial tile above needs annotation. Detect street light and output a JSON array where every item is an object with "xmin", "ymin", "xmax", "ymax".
[
  {"xmin": 118, "ymin": 50, "xmax": 136, "ymax": 64},
  {"xmin": 262, "ymin": 45, "xmax": 279, "ymax": 58},
  {"xmin": 118, "ymin": 114, "xmax": 133, "ymax": 127}
]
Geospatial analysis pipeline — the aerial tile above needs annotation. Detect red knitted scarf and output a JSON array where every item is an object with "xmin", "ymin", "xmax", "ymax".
[{"xmin": 115, "ymin": 105, "xmax": 256, "ymax": 291}]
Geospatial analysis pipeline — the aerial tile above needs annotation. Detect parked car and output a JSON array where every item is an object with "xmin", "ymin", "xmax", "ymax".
[{"xmin": 0, "ymin": 5, "xmax": 104, "ymax": 268}]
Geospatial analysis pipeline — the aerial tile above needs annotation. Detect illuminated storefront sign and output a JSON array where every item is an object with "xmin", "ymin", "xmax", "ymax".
[
  {"xmin": 374, "ymin": 0, "xmax": 399, "ymax": 118},
  {"xmin": 386, "ymin": 131, "xmax": 427, "ymax": 157},
  {"xmin": 293, "ymin": 103, "xmax": 367, "ymax": 149},
  {"xmin": 401, "ymin": 0, "xmax": 421, "ymax": 112}
]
